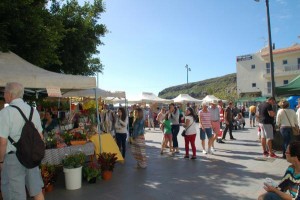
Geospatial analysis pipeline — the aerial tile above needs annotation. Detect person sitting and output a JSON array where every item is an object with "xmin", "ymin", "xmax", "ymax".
[
  {"xmin": 234, "ymin": 113, "xmax": 245, "ymax": 130},
  {"xmin": 42, "ymin": 110, "xmax": 58, "ymax": 133},
  {"xmin": 258, "ymin": 141, "xmax": 300, "ymax": 200}
]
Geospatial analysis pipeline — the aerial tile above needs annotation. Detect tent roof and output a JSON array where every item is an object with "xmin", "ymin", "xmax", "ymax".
[
  {"xmin": 173, "ymin": 94, "xmax": 202, "ymax": 104},
  {"xmin": 202, "ymin": 95, "xmax": 220, "ymax": 102},
  {"xmin": 0, "ymin": 51, "xmax": 96, "ymax": 89},
  {"xmin": 62, "ymin": 88, "xmax": 125, "ymax": 98},
  {"xmin": 275, "ymin": 75, "xmax": 300, "ymax": 96},
  {"xmin": 128, "ymin": 92, "xmax": 172, "ymax": 104}
]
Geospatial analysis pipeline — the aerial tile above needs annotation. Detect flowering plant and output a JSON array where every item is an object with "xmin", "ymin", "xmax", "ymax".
[{"xmin": 40, "ymin": 163, "xmax": 57, "ymax": 186}]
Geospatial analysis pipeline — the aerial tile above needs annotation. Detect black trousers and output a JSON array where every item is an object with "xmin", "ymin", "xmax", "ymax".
[{"xmin": 222, "ymin": 122, "xmax": 234, "ymax": 139}]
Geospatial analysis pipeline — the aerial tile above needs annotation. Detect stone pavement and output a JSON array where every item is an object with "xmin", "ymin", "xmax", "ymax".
[{"xmin": 45, "ymin": 119, "xmax": 288, "ymax": 200}]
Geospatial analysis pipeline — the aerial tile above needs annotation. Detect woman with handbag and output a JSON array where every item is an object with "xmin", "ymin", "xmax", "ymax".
[
  {"xmin": 276, "ymin": 100, "xmax": 298, "ymax": 159},
  {"xmin": 183, "ymin": 107, "xmax": 197, "ymax": 159}
]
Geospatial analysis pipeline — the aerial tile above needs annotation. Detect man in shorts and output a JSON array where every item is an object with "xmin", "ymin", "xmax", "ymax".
[
  {"xmin": 0, "ymin": 82, "xmax": 44, "ymax": 200},
  {"xmin": 258, "ymin": 97, "xmax": 278, "ymax": 158},
  {"xmin": 249, "ymin": 104, "xmax": 257, "ymax": 127}
]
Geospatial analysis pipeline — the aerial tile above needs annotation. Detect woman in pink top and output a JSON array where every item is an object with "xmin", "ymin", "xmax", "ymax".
[{"xmin": 199, "ymin": 101, "xmax": 213, "ymax": 154}]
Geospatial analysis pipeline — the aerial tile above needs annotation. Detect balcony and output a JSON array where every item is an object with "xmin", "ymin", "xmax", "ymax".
[{"xmin": 263, "ymin": 64, "xmax": 300, "ymax": 78}]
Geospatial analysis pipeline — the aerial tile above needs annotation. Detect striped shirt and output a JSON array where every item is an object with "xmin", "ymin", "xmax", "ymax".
[
  {"xmin": 199, "ymin": 110, "xmax": 212, "ymax": 128},
  {"xmin": 278, "ymin": 165, "xmax": 300, "ymax": 198}
]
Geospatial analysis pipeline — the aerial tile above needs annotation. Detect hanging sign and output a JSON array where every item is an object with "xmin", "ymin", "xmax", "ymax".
[{"xmin": 46, "ymin": 86, "xmax": 62, "ymax": 97}]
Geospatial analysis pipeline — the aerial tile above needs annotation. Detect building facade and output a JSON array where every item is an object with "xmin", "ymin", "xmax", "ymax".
[{"xmin": 236, "ymin": 44, "xmax": 300, "ymax": 97}]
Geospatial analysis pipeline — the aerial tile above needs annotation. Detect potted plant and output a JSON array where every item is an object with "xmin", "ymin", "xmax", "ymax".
[
  {"xmin": 62, "ymin": 152, "xmax": 86, "ymax": 190},
  {"xmin": 40, "ymin": 163, "xmax": 57, "ymax": 192},
  {"xmin": 83, "ymin": 162, "xmax": 101, "ymax": 183},
  {"xmin": 97, "ymin": 152, "xmax": 117, "ymax": 180}
]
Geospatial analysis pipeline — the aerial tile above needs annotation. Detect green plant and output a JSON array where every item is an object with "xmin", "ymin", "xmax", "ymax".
[
  {"xmin": 62, "ymin": 152, "xmax": 86, "ymax": 169},
  {"xmin": 97, "ymin": 152, "xmax": 117, "ymax": 171},
  {"xmin": 61, "ymin": 131, "xmax": 73, "ymax": 146},
  {"xmin": 83, "ymin": 162, "xmax": 101, "ymax": 182},
  {"xmin": 40, "ymin": 163, "xmax": 57, "ymax": 186}
]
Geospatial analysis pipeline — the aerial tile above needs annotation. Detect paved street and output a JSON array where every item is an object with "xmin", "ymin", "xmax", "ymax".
[{"xmin": 45, "ymin": 119, "xmax": 288, "ymax": 200}]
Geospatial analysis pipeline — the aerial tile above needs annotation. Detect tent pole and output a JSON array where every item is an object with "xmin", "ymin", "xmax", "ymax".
[{"xmin": 95, "ymin": 73, "xmax": 102, "ymax": 154}]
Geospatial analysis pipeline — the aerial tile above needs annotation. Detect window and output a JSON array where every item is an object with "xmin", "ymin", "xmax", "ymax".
[
  {"xmin": 251, "ymin": 64, "xmax": 255, "ymax": 69},
  {"xmin": 283, "ymin": 60, "xmax": 288, "ymax": 65},
  {"xmin": 266, "ymin": 63, "xmax": 270, "ymax": 73},
  {"xmin": 283, "ymin": 80, "xmax": 288, "ymax": 85},
  {"xmin": 252, "ymin": 83, "xmax": 256, "ymax": 87}
]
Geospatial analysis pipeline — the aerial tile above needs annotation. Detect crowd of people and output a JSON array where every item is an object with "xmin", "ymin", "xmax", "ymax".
[{"xmin": 3, "ymin": 82, "xmax": 300, "ymax": 199}]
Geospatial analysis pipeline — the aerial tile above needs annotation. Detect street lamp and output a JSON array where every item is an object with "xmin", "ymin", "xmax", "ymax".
[
  {"xmin": 255, "ymin": 0, "xmax": 275, "ymax": 98},
  {"xmin": 185, "ymin": 64, "xmax": 191, "ymax": 85}
]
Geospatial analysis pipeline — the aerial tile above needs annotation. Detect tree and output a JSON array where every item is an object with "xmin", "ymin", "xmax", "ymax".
[
  {"xmin": 47, "ymin": 0, "xmax": 107, "ymax": 76},
  {"xmin": 0, "ymin": 0, "xmax": 107, "ymax": 76},
  {"xmin": 0, "ymin": 0, "xmax": 63, "ymax": 67}
]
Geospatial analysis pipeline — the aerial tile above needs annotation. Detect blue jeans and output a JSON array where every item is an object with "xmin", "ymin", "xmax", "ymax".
[
  {"xmin": 171, "ymin": 125, "xmax": 180, "ymax": 148},
  {"xmin": 280, "ymin": 127, "xmax": 292, "ymax": 157},
  {"xmin": 116, "ymin": 133, "xmax": 127, "ymax": 158}
]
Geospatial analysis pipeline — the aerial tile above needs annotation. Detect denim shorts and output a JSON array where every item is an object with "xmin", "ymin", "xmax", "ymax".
[
  {"xmin": 200, "ymin": 128, "xmax": 213, "ymax": 140},
  {"xmin": 263, "ymin": 192, "xmax": 282, "ymax": 200},
  {"xmin": 2, "ymin": 153, "xmax": 43, "ymax": 199}
]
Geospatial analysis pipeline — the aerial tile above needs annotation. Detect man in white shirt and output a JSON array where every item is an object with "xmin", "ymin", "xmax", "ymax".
[{"xmin": 0, "ymin": 82, "xmax": 44, "ymax": 200}]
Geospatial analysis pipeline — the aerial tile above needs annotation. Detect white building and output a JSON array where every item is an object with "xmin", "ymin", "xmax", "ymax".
[{"xmin": 236, "ymin": 43, "xmax": 300, "ymax": 97}]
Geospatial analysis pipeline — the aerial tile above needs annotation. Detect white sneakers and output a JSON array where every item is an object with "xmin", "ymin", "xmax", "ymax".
[{"xmin": 203, "ymin": 148, "xmax": 214, "ymax": 155}]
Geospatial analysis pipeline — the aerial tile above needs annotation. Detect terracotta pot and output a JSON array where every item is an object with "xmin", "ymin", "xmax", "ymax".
[
  {"xmin": 45, "ymin": 184, "xmax": 54, "ymax": 193},
  {"xmin": 102, "ymin": 171, "xmax": 112, "ymax": 181}
]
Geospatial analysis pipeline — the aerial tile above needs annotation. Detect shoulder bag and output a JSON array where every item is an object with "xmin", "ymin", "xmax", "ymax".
[
  {"xmin": 283, "ymin": 110, "xmax": 299, "ymax": 136},
  {"xmin": 181, "ymin": 121, "xmax": 194, "ymax": 137}
]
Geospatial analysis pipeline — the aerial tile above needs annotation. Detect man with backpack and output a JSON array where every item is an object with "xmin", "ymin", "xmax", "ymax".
[{"xmin": 0, "ymin": 82, "xmax": 44, "ymax": 200}]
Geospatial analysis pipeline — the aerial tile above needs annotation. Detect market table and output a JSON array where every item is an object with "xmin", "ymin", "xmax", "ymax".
[{"xmin": 41, "ymin": 142, "xmax": 95, "ymax": 165}]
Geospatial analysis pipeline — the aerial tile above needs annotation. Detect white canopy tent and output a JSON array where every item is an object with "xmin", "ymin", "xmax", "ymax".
[
  {"xmin": 173, "ymin": 94, "xmax": 202, "ymax": 104},
  {"xmin": 62, "ymin": 88, "xmax": 125, "ymax": 99},
  {"xmin": 128, "ymin": 92, "xmax": 172, "ymax": 104},
  {"xmin": 202, "ymin": 95, "xmax": 220, "ymax": 102},
  {"xmin": 0, "ymin": 51, "xmax": 96, "ymax": 90}
]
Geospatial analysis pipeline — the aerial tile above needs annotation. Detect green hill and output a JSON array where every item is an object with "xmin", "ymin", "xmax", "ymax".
[{"xmin": 158, "ymin": 73, "xmax": 238, "ymax": 101}]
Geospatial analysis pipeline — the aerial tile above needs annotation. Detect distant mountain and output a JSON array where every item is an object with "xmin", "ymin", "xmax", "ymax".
[{"xmin": 158, "ymin": 73, "xmax": 237, "ymax": 101}]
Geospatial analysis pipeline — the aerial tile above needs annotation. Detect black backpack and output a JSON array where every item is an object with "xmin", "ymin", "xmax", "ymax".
[{"xmin": 8, "ymin": 105, "xmax": 45, "ymax": 168}]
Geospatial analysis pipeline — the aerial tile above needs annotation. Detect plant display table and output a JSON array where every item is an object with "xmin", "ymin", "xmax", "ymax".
[{"xmin": 41, "ymin": 142, "xmax": 95, "ymax": 165}]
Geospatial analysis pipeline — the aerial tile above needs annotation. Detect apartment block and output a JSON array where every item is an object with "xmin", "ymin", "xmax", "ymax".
[{"xmin": 236, "ymin": 43, "xmax": 300, "ymax": 97}]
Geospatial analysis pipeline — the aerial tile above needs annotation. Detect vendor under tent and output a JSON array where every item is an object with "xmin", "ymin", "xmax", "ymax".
[
  {"xmin": 173, "ymin": 94, "xmax": 202, "ymax": 104},
  {"xmin": 127, "ymin": 92, "xmax": 173, "ymax": 104},
  {"xmin": 0, "ymin": 51, "xmax": 96, "ymax": 90}
]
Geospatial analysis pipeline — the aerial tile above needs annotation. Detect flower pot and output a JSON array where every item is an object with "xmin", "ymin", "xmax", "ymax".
[
  {"xmin": 88, "ymin": 177, "xmax": 97, "ymax": 184},
  {"xmin": 45, "ymin": 184, "xmax": 54, "ymax": 192},
  {"xmin": 102, "ymin": 170, "xmax": 112, "ymax": 181},
  {"xmin": 70, "ymin": 140, "xmax": 86, "ymax": 146},
  {"xmin": 63, "ymin": 166, "xmax": 82, "ymax": 190}
]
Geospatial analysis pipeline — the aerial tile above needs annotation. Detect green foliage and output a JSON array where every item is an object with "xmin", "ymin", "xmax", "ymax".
[
  {"xmin": 97, "ymin": 152, "xmax": 117, "ymax": 171},
  {"xmin": 83, "ymin": 162, "xmax": 101, "ymax": 181},
  {"xmin": 159, "ymin": 73, "xmax": 238, "ymax": 102},
  {"xmin": 62, "ymin": 152, "xmax": 85, "ymax": 168},
  {"xmin": 0, "ymin": 0, "xmax": 107, "ymax": 76}
]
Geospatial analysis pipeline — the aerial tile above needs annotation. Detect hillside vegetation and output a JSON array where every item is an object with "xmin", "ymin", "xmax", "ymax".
[{"xmin": 158, "ymin": 73, "xmax": 238, "ymax": 101}]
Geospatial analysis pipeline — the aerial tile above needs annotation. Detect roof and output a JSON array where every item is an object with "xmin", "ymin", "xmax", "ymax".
[{"xmin": 261, "ymin": 43, "xmax": 300, "ymax": 57}]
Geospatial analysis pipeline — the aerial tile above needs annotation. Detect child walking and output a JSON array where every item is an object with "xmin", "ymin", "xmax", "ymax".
[{"xmin": 161, "ymin": 114, "xmax": 173, "ymax": 154}]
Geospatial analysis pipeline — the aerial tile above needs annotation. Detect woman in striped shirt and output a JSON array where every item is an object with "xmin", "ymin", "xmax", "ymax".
[{"xmin": 199, "ymin": 101, "xmax": 213, "ymax": 154}]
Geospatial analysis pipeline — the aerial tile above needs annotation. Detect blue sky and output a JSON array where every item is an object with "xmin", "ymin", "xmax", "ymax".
[{"xmin": 81, "ymin": 0, "xmax": 300, "ymax": 99}]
